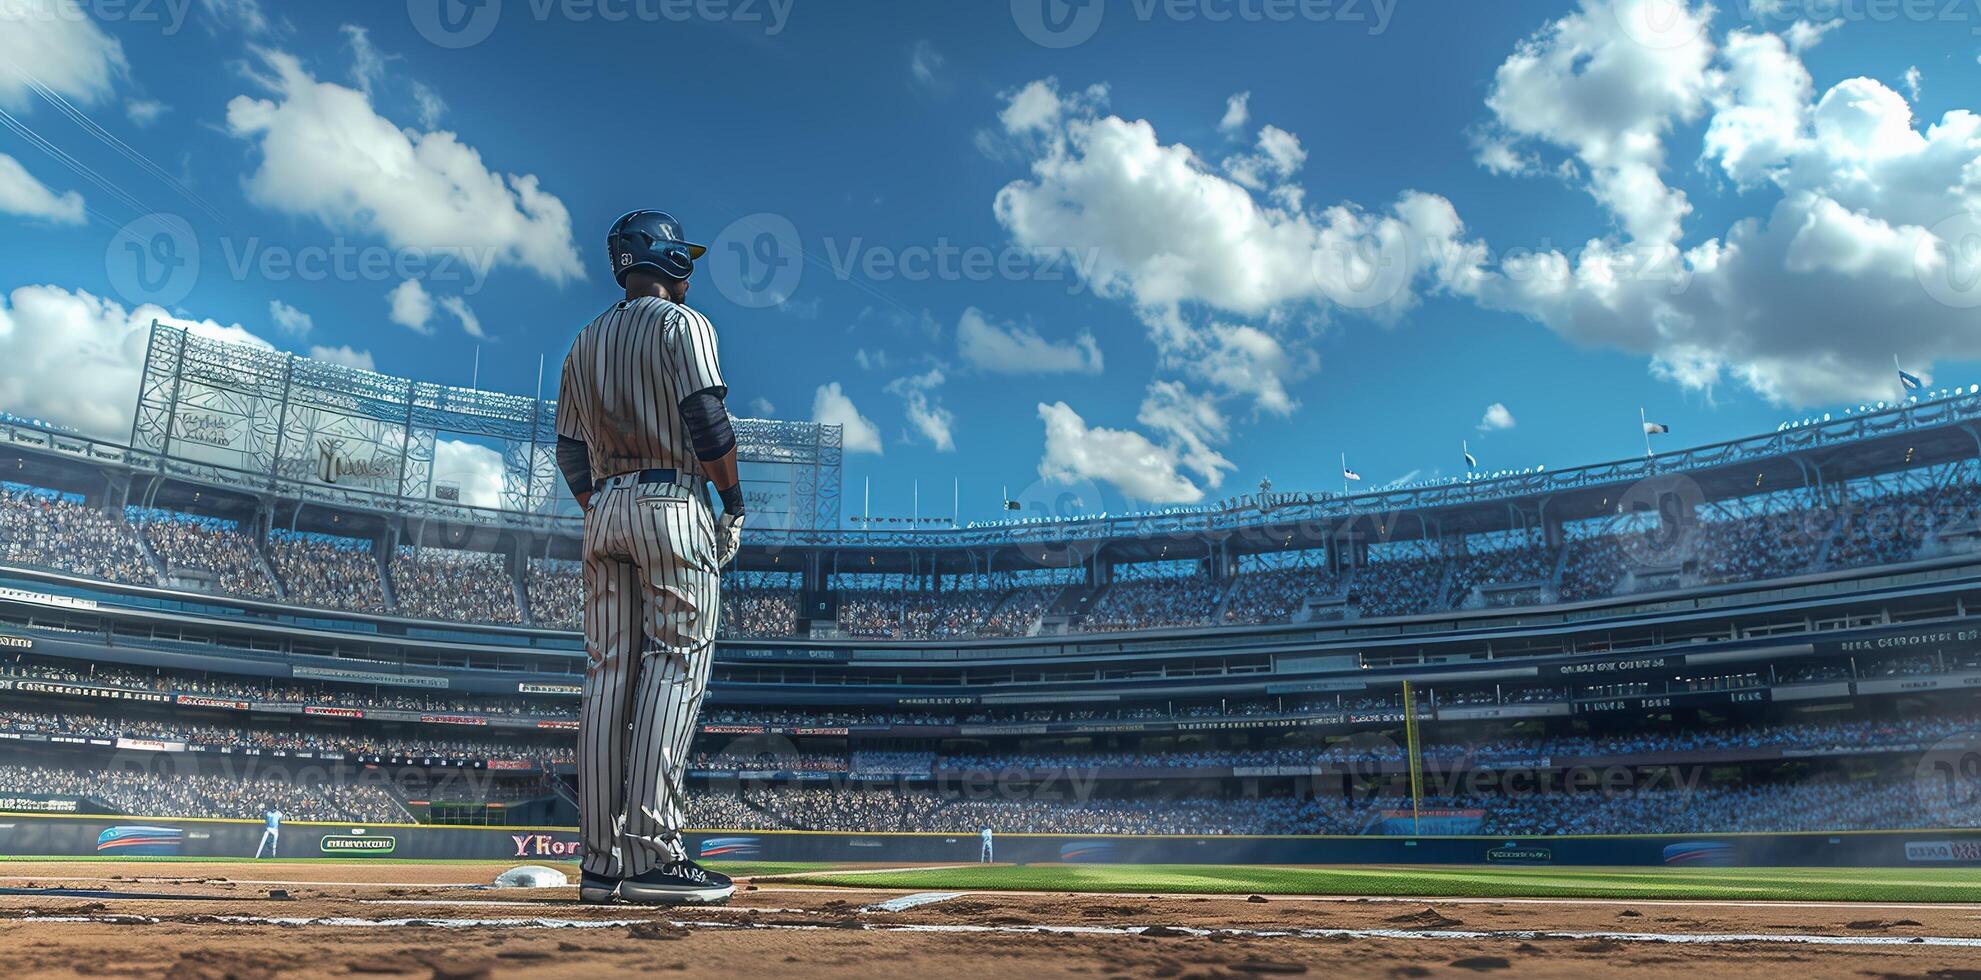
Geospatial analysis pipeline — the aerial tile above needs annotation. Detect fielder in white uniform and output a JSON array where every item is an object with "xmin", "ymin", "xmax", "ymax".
[
  {"xmin": 981, "ymin": 827, "xmax": 994, "ymax": 864},
  {"xmin": 255, "ymin": 807, "xmax": 282, "ymax": 858},
  {"xmin": 557, "ymin": 210, "xmax": 746, "ymax": 906}
]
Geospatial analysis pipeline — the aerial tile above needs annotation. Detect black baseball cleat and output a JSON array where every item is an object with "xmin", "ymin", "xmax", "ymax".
[
  {"xmin": 617, "ymin": 859, "xmax": 735, "ymax": 906},
  {"xmin": 578, "ymin": 869, "xmax": 621, "ymax": 904}
]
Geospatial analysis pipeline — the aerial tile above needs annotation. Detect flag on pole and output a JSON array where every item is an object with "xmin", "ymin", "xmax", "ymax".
[
  {"xmin": 1899, "ymin": 368, "xmax": 1923, "ymax": 392},
  {"xmin": 1462, "ymin": 441, "xmax": 1477, "ymax": 470},
  {"xmin": 1343, "ymin": 465, "xmax": 1363, "ymax": 481},
  {"xmin": 1642, "ymin": 420, "xmax": 1670, "ymax": 435}
]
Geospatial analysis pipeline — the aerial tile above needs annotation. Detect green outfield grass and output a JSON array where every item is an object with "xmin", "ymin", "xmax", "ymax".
[{"xmin": 762, "ymin": 864, "xmax": 1981, "ymax": 903}]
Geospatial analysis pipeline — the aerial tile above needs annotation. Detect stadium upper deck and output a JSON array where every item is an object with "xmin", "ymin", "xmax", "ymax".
[{"xmin": 0, "ymin": 378, "xmax": 1977, "ymax": 715}]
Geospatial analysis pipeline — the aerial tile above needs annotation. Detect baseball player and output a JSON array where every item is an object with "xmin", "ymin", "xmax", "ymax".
[
  {"xmin": 254, "ymin": 805, "xmax": 282, "ymax": 859},
  {"xmin": 557, "ymin": 210, "xmax": 745, "ymax": 906},
  {"xmin": 980, "ymin": 826, "xmax": 994, "ymax": 864}
]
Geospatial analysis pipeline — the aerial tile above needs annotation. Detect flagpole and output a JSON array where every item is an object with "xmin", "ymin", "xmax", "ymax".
[
  {"xmin": 1895, "ymin": 353, "xmax": 1906, "ymax": 404},
  {"xmin": 1640, "ymin": 407, "xmax": 1652, "ymax": 459},
  {"xmin": 1341, "ymin": 452, "xmax": 1347, "ymax": 494}
]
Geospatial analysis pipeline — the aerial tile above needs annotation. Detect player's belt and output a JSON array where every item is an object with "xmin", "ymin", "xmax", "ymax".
[{"xmin": 601, "ymin": 468, "xmax": 702, "ymax": 492}]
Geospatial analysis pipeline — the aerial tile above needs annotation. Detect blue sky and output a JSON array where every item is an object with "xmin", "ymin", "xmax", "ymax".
[{"xmin": 1, "ymin": 0, "xmax": 1978, "ymax": 522}]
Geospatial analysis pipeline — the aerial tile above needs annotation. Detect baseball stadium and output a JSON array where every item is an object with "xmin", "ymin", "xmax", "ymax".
[
  {"xmin": 0, "ymin": 323, "xmax": 1977, "ymax": 975},
  {"xmin": 9, "ymin": 1, "xmax": 1981, "ymax": 973}
]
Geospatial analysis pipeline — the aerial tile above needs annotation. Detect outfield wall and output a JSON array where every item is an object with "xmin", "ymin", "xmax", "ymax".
[{"xmin": 4, "ymin": 813, "xmax": 1981, "ymax": 868}]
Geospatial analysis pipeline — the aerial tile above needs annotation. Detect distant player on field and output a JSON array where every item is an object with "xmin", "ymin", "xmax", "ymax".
[
  {"xmin": 254, "ymin": 805, "xmax": 282, "ymax": 858},
  {"xmin": 557, "ymin": 210, "xmax": 745, "ymax": 906},
  {"xmin": 981, "ymin": 826, "xmax": 994, "ymax": 864}
]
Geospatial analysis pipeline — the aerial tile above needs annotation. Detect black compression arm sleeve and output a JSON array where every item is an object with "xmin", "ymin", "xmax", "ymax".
[
  {"xmin": 556, "ymin": 435, "xmax": 594, "ymax": 498},
  {"xmin": 680, "ymin": 388, "xmax": 736, "ymax": 463}
]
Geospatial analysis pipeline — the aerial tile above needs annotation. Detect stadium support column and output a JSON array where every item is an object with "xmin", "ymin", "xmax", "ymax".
[
  {"xmin": 1539, "ymin": 495, "xmax": 1563, "ymax": 550},
  {"xmin": 100, "ymin": 469, "xmax": 132, "ymax": 513}
]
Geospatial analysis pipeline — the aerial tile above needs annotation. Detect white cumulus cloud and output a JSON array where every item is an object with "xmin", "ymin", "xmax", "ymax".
[
  {"xmin": 225, "ymin": 49, "xmax": 583, "ymax": 285},
  {"xmin": 0, "ymin": 284, "xmax": 271, "ymax": 440},
  {"xmin": 269, "ymin": 299, "xmax": 312, "ymax": 337},
  {"xmin": 884, "ymin": 367, "xmax": 955, "ymax": 452},
  {"xmin": 1037, "ymin": 398, "xmax": 1217, "ymax": 506},
  {"xmin": 955, "ymin": 307, "xmax": 1102, "ymax": 375},
  {"xmin": 992, "ymin": 78, "xmax": 1470, "ymax": 415},
  {"xmin": 811, "ymin": 382, "xmax": 882, "ymax": 454},
  {"xmin": 0, "ymin": 154, "xmax": 85, "ymax": 224},
  {"xmin": 308, "ymin": 344, "xmax": 375, "ymax": 371},
  {"xmin": 0, "ymin": 0, "xmax": 126, "ymax": 110},
  {"xmin": 1457, "ymin": 0, "xmax": 1981, "ymax": 405},
  {"xmin": 1219, "ymin": 92, "xmax": 1250, "ymax": 135},
  {"xmin": 439, "ymin": 294, "xmax": 485, "ymax": 339},
  {"xmin": 388, "ymin": 279, "xmax": 434, "ymax": 334},
  {"xmin": 1479, "ymin": 0, "xmax": 1715, "ymax": 248},
  {"xmin": 431, "ymin": 438, "xmax": 506, "ymax": 509},
  {"xmin": 1478, "ymin": 402, "xmax": 1516, "ymax": 431}
]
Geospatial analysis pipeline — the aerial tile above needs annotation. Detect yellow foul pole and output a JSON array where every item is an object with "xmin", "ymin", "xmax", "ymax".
[{"xmin": 1402, "ymin": 680, "xmax": 1423, "ymax": 835}]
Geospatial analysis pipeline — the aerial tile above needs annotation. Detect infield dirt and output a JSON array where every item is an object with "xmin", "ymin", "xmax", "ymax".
[{"xmin": 0, "ymin": 861, "xmax": 1976, "ymax": 979}]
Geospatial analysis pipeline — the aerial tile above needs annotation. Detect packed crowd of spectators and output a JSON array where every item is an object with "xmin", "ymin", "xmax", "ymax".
[
  {"xmin": 681, "ymin": 774, "xmax": 1969, "ymax": 835},
  {"xmin": 0, "ymin": 763, "xmax": 409, "ymax": 823},
  {"xmin": 390, "ymin": 546, "xmax": 523, "ymax": 624},
  {"xmin": 1694, "ymin": 508, "xmax": 1835, "ymax": 585},
  {"xmin": 1557, "ymin": 531, "xmax": 1635, "ymax": 602},
  {"xmin": 1828, "ymin": 485, "xmax": 1981, "ymax": 570},
  {"xmin": 980, "ymin": 585, "xmax": 1057, "ymax": 637},
  {"xmin": 720, "ymin": 577, "xmax": 802, "ymax": 639},
  {"xmin": 851, "ymin": 750, "xmax": 936, "ymax": 776},
  {"xmin": 1352, "ymin": 553, "xmax": 1447, "ymax": 618},
  {"xmin": 1222, "ymin": 564, "xmax": 1348, "ymax": 625},
  {"xmin": 0, "ymin": 488, "xmax": 153, "ymax": 584},
  {"xmin": 834, "ymin": 589, "xmax": 920, "ymax": 639},
  {"xmin": 0, "ymin": 660, "xmax": 576, "ymax": 719},
  {"xmin": 265, "ymin": 530, "xmax": 387, "ymax": 613},
  {"xmin": 526, "ymin": 557, "xmax": 583, "ymax": 630},
  {"xmin": 1448, "ymin": 543, "xmax": 1553, "ymax": 607},
  {"xmin": 832, "ymin": 581, "xmax": 1056, "ymax": 640},
  {"xmin": 0, "ymin": 708, "xmax": 573, "ymax": 765},
  {"xmin": 1082, "ymin": 567, "xmax": 1221, "ymax": 632},
  {"xmin": 10, "ymin": 478, "xmax": 1981, "ymax": 634},
  {"xmin": 129, "ymin": 509, "xmax": 277, "ymax": 599}
]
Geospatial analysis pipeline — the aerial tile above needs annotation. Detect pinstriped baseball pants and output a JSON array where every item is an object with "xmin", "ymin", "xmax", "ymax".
[{"xmin": 577, "ymin": 480, "xmax": 720, "ymax": 878}]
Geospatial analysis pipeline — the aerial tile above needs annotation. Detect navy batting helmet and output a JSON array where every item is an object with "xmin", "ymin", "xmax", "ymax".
[{"xmin": 607, "ymin": 210, "xmax": 707, "ymax": 285}]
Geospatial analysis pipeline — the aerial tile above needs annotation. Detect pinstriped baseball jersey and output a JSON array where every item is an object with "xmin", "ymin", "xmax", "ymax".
[
  {"xmin": 557, "ymin": 294, "xmax": 727, "ymax": 879},
  {"xmin": 556, "ymin": 295, "xmax": 726, "ymax": 485}
]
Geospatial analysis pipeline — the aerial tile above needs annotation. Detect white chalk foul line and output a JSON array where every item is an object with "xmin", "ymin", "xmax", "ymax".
[{"xmin": 14, "ymin": 912, "xmax": 1981, "ymax": 949}]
